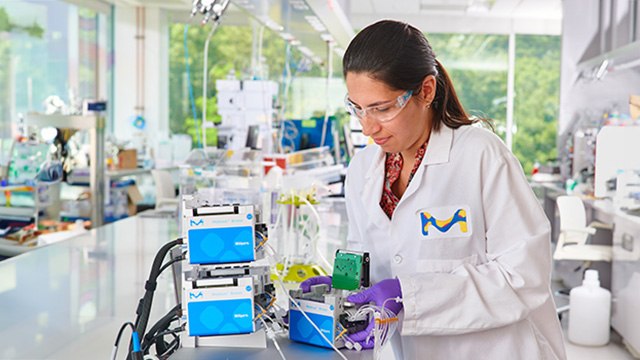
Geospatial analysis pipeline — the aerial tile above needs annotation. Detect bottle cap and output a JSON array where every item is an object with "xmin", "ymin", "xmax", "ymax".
[{"xmin": 583, "ymin": 269, "xmax": 600, "ymax": 287}]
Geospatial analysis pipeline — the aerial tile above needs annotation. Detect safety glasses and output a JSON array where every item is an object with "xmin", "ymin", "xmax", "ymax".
[{"xmin": 344, "ymin": 90, "xmax": 413, "ymax": 123}]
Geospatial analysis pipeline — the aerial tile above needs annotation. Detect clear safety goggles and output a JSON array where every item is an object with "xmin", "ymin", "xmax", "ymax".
[{"xmin": 344, "ymin": 90, "xmax": 413, "ymax": 123}]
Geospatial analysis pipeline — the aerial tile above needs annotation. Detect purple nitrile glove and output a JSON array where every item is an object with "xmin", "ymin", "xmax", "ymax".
[
  {"xmin": 346, "ymin": 327, "xmax": 375, "ymax": 350},
  {"xmin": 347, "ymin": 278, "xmax": 403, "ymax": 315},
  {"xmin": 345, "ymin": 319, "xmax": 376, "ymax": 349},
  {"xmin": 345, "ymin": 278, "xmax": 403, "ymax": 349},
  {"xmin": 300, "ymin": 275, "xmax": 332, "ymax": 293}
]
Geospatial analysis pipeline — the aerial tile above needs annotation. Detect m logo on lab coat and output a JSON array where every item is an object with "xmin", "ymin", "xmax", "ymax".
[{"xmin": 419, "ymin": 206, "xmax": 471, "ymax": 239}]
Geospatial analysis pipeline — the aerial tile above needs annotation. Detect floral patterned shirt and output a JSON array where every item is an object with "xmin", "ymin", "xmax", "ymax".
[{"xmin": 379, "ymin": 141, "xmax": 428, "ymax": 219}]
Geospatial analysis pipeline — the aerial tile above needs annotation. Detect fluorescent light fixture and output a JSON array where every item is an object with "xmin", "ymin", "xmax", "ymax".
[
  {"xmin": 594, "ymin": 59, "xmax": 609, "ymax": 80},
  {"xmin": 466, "ymin": 0, "xmax": 493, "ymax": 13},
  {"xmin": 420, "ymin": 4, "xmax": 467, "ymax": 12},
  {"xmin": 298, "ymin": 46, "xmax": 314, "ymax": 58},
  {"xmin": 289, "ymin": 0, "xmax": 310, "ymax": 11},
  {"xmin": 612, "ymin": 57, "xmax": 640, "ymax": 71},
  {"xmin": 320, "ymin": 33, "xmax": 334, "ymax": 42},
  {"xmin": 304, "ymin": 15, "xmax": 327, "ymax": 32},
  {"xmin": 234, "ymin": 0, "xmax": 252, "ymax": 6},
  {"xmin": 259, "ymin": 16, "xmax": 284, "ymax": 32},
  {"xmin": 280, "ymin": 32, "xmax": 295, "ymax": 41},
  {"xmin": 238, "ymin": 3, "xmax": 255, "ymax": 10}
]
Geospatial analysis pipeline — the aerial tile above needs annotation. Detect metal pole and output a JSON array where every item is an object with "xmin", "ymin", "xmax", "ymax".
[
  {"xmin": 506, "ymin": 31, "xmax": 516, "ymax": 151},
  {"xmin": 631, "ymin": 0, "xmax": 638, "ymax": 43},
  {"xmin": 90, "ymin": 115, "xmax": 106, "ymax": 228},
  {"xmin": 202, "ymin": 21, "xmax": 220, "ymax": 149}
]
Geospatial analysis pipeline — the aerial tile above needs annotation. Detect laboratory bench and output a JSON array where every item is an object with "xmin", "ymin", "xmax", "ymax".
[
  {"xmin": 0, "ymin": 213, "xmax": 365, "ymax": 359},
  {"xmin": 531, "ymin": 182, "xmax": 640, "ymax": 237},
  {"xmin": 0, "ymin": 215, "xmax": 179, "ymax": 359},
  {"xmin": 532, "ymin": 181, "xmax": 640, "ymax": 357},
  {"xmin": 0, "ymin": 201, "xmax": 638, "ymax": 359}
]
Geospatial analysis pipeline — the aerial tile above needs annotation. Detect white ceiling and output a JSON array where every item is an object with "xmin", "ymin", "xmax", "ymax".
[
  {"xmin": 102, "ymin": 0, "xmax": 562, "ymax": 75},
  {"xmin": 117, "ymin": 0, "xmax": 562, "ymax": 35},
  {"xmin": 345, "ymin": 0, "xmax": 563, "ymax": 35}
]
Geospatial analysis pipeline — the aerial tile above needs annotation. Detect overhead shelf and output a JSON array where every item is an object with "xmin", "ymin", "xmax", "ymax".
[{"xmin": 577, "ymin": 40, "xmax": 640, "ymax": 80}]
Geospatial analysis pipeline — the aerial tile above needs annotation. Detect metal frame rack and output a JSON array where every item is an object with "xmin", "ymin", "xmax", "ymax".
[{"xmin": 25, "ymin": 114, "xmax": 106, "ymax": 228}]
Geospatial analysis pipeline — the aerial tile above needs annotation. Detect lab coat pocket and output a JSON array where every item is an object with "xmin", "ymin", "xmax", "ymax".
[
  {"xmin": 415, "ymin": 205, "xmax": 473, "ymax": 240},
  {"xmin": 417, "ymin": 254, "xmax": 479, "ymax": 273}
]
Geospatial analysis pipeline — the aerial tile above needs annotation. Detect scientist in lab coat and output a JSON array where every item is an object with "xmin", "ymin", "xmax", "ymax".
[{"xmin": 301, "ymin": 20, "xmax": 566, "ymax": 359}]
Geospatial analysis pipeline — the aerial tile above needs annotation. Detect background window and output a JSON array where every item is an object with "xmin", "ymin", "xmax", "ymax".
[
  {"xmin": 0, "ymin": 1, "xmax": 113, "ymax": 136},
  {"xmin": 427, "ymin": 33, "xmax": 509, "ymax": 136},
  {"xmin": 427, "ymin": 33, "xmax": 560, "ymax": 175},
  {"xmin": 168, "ymin": 23, "xmax": 344, "ymax": 147},
  {"xmin": 513, "ymin": 35, "xmax": 561, "ymax": 174}
]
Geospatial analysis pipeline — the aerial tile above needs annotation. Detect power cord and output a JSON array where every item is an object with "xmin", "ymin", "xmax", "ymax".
[
  {"xmin": 111, "ymin": 322, "xmax": 136, "ymax": 360},
  {"xmin": 158, "ymin": 255, "xmax": 185, "ymax": 274},
  {"xmin": 125, "ymin": 238, "xmax": 183, "ymax": 360},
  {"xmin": 141, "ymin": 304, "xmax": 182, "ymax": 354}
]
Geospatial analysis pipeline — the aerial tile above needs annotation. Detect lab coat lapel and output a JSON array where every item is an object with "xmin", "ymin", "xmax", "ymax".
[
  {"xmin": 360, "ymin": 146, "xmax": 390, "ymax": 227},
  {"xmin": 398, "ymin": 126, "xmax": 454, "ymax": 204}
]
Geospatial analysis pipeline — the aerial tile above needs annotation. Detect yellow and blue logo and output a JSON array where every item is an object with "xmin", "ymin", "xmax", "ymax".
[{"xmin": 420, "ymin": 208, "xmax": 468, "ymax": 237}]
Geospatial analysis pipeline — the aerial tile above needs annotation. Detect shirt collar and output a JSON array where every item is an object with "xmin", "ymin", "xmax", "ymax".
[
  {"xmin": 422, "ymin": 125, "xmax": 453, "ymax": 166},
  {"xmin": 364, "ymin": 124, "xmax": 453, "ymax": 178},
  {"xmin": 365, "ymin": 147, "xmax": 386, "ymax": 180}
]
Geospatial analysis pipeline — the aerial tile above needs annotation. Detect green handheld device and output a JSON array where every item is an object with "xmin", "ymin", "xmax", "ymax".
[{"xmin": 331, "ymin": 250, "xmax": 370, "ymax": 290}]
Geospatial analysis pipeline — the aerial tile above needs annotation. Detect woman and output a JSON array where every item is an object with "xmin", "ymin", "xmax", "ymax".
[{"xmin": 302, "ymin": 20, "xmax": 566, "ymax": 359}]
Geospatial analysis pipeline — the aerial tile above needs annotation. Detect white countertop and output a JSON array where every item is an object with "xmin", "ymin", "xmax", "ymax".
[
  {"xmin": 0, "ymin": 216, "xmax": 179, "ymax": 359},
  {"xmin": 0, "ymin": 205, "xmax": 635, "ymax": 359}
]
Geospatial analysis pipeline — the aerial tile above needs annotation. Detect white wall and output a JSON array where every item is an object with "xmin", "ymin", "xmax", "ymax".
[
  {"xmin": 145, "ymin": 7, "xmax": 169, "ymax": 140},
  {"xmin": 559, "ymin": 0, "xmax": 640, "ymax": 136},
  {"xmin": 114, "ymin": 5, "xmax": 136, "ymax": 140},
  {"xmin": 113, "ymin": 5, "xmax": 169, "ymax": 143},
  {"xmin": 558, "ymin": 0, "xmax": 602, "ymax": 135}
]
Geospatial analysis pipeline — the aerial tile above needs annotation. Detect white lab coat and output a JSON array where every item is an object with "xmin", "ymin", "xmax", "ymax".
[{"xmin": 345, "ymin": 125, "xmax": 566, "ymax": 360}]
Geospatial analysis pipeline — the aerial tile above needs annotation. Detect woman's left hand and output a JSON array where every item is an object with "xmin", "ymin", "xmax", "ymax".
[
  {"xmin": 345, "ymin": 278, "xmax": 403, "ymax": 349},
  {"xmin": 347, "ymin": 278, "xmax": 403, "ymax": 314}
]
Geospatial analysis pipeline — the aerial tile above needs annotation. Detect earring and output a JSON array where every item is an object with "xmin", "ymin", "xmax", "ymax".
[{"xmin": 426, "ymin": 103, "xmax": 431, "ymax": 109}]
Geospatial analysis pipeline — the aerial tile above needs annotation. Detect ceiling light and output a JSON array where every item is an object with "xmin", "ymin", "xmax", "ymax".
[
  {"xmin": 304, "ymin": 15, "xmax": 327, "ymax": 32},
  {"xmin": 320, "ymin": 33, "xmax": 334, "ymax": 43},
  {"xmin": 298, "ymin": 46, "xmax": 314, "ymax": 58},
  {"xmin": 280, "ymin": 32, "xmax": 295, "ymax": 41},
  {"xmin": 259, "ymin": 16, "xmax": 284, "ymax": 32},
  {"xmin": 289, "ymin": 0, "xmax": 310, "ymax": 11},
  {"xmin": 466, "ymin": 0, "xmax": 493, "ymax": 13}
]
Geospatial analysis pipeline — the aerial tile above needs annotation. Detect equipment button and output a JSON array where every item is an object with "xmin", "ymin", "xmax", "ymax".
[{"xmin": 393, "ymin": 254, "xmax": 402, "ymax": 264}]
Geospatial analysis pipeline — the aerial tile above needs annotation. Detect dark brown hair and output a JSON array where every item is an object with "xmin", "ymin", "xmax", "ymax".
[{"xmin": 343, "ymin": 20, "xmax": 490, "ymax": 131}]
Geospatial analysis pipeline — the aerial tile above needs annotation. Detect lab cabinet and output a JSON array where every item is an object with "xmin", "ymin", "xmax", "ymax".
[{"xmin": 611, "ymin": 213, "xmax": 640, "ymax": 355}]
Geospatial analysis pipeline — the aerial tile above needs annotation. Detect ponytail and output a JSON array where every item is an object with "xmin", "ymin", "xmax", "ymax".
[
  {"xmin": 343, "ymin": 20, "xmax": 494, "ymax": 133},
  {"xmin": 432, "ymin": 59, "xmax": 494, "ymax": 132}
]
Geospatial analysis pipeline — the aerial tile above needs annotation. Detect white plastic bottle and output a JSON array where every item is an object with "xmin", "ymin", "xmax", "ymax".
[{"xmin": 568, "ymin": 269, "xmax": 611, "ymax": 346}]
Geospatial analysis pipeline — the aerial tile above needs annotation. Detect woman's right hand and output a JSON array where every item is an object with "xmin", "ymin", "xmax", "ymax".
[{"xmin": 299, "ymin": 276, "xmax": 332, "ymax": 293}]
